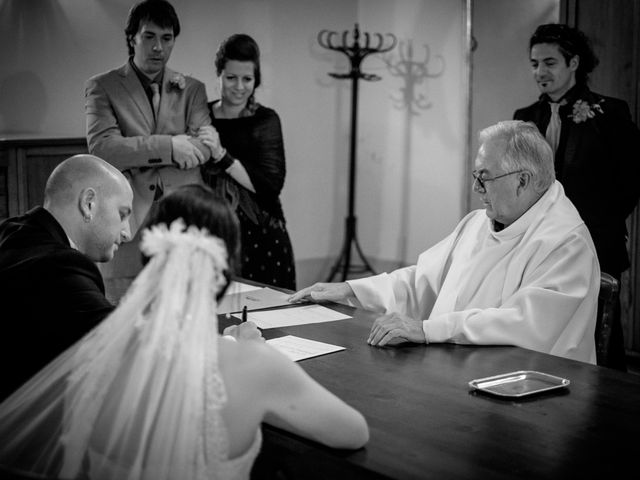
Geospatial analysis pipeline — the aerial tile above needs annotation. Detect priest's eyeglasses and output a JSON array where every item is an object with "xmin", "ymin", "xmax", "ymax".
[{"xmin": 472, "ymin": 170, "xmax": 525, "ymax": 193}]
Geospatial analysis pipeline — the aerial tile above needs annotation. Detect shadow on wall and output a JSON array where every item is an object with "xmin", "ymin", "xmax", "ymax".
[
  {"xmin": 0, "ymin": 0, "xmax": 71, "ymax": 134},
  {"xmin": 382, "ymin": 39, "xmax": 444, "ymax": 263},
  {"xmin": 0, "ymin": 72, "xmax": 47, "ymax": 134},
  {"xmin": 295, "ymin": 256, "xmax": 407, "ymax": 288}
]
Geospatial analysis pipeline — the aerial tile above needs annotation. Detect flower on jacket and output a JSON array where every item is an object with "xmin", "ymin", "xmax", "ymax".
[
  {"xmin": 169, "ymin": 73, "xmax": 186, "ymax": 90},
  {"xmin": 569, "ymin": 99, "xmax": 603, "ymax": 123}
]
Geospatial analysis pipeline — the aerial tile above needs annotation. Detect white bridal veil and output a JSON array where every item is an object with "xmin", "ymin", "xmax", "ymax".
[{"xmin": 0, "ymin": 220, "xmax": 231, "ymax": 479}]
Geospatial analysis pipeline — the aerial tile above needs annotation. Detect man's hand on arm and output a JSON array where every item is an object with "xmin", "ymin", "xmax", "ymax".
[
  {"xmin": 288, "ymin": 282, "xmax": 355, "ymax": 304},
  {"xmin": 367, "ymin": 312, "xmax": 426, "ymax": 347},
  {"xmin": 171, "ymin": 134, "xmax": 204, "ymax": 169},
  {"xmin": 189, "ymin": 137, "xmax": 213, "ymax": 165},
  {"xmin": 223, "ymin": 321, "xmax": 264, "ymax": 342}
]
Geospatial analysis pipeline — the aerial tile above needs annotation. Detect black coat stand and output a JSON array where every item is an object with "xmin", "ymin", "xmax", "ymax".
[{"xmin": 318, "ymin": 24, "xmax": 396, "ymax": 281}]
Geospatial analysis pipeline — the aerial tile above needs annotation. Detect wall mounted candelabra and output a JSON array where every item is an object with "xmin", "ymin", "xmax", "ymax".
[{"xmin": 318, "ymin": 23, "xmax": 397, "ymax": 281}]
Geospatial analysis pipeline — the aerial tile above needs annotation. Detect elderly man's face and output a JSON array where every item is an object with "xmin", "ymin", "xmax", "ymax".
[
  {"xmin": 473, "ymin": 139, "xmax": 524, "ymax": 227},
  {"xmin": 85, "ymin": 178, "xmax": 133, "ymax": 263}
]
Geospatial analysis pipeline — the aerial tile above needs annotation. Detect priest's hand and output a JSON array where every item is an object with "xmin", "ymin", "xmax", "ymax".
[
  {"xmin": 367, "ymin": 312, "xmax": 426, "ymax": 347},
  {"xmin": 223, "ymin": 321, "xmax": 264, "ymax": 342},
  {"xmin": 288, "ymin": 282, "xmax": 355, "ymax": 303}
]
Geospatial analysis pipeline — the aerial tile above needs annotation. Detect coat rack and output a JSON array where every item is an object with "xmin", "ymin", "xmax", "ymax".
[{"xmin": 318, "ymin": 23, "xmax": 397, "ymax": 282}]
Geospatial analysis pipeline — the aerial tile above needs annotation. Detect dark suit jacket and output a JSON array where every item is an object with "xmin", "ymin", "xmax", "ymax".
[
  {"xmin": 514, "ymin": 84, "xmax": 640, "ymax": 276},
  {"xmin": 0, "ymin": 207, "xmax": 114, "ymax": 400}
]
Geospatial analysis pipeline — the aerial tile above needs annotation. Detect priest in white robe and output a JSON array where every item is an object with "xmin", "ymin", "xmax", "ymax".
[{"xmin": 290, "ymin": 120, "xmax": 599, "ymax": 364}]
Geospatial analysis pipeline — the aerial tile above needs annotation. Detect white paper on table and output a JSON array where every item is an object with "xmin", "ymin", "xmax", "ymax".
[
  {"xmin": 218, "ymin": 286, "xmax": 291, "ymax": 315},
  {"xmin": 267, "ymin": 335, "xmax": 345, "ymax": 362},
  {"xmin": 247, "ymin": 304, "xmax": 351, "ymax": 329},
  {"xmin": 226, "ymin": 281, "xmax": 262, "ymax": 295}
]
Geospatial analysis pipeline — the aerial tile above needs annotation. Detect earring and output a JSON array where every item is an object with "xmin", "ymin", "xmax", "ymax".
[{"xmin": 84, "ymin": 215, "xmax": 92, "ymax": 223}]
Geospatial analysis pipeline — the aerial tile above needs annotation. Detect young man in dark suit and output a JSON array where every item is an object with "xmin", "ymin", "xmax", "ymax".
[
  {"xmin": 514, "ymin": 23, "xmax": 640, "ymax": 370},
  {"xmin": 0, "ymin": 155, "xmax": 133, "ymax": 399}
]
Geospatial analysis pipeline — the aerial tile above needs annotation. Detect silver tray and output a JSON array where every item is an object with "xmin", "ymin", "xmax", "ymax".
[{"xmin": 468, "ymin": 370, "xmax": 570, "ymax": 398}]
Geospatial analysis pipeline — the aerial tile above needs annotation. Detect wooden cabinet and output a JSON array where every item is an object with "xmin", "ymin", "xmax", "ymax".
[{"xmin": 0, "ymin": 135, "xmax": 88, "ymax": 220}]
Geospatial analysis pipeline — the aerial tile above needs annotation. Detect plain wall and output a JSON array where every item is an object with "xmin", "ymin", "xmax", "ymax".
[
  {"xmin": 469, "ymin": 0, "xmax": 560, "ymax": 210},
  {"xmin": 0, "ymin": 0, "xmax": 468, "ymax": 287}
]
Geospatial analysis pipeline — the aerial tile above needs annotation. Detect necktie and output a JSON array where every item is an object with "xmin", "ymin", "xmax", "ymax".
[
  {"xmin": 150, "ymin": 82, "xmax": 160, "ymax": 119},
  {"xmin": 545, "ymin": 102, "xmax": 561, "ymax": 153}
]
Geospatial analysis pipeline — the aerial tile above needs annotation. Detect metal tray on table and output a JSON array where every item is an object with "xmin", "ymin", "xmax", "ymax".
[{"xmin": 468, "ymin": 370, "xmax": 570, "ymax": 398}]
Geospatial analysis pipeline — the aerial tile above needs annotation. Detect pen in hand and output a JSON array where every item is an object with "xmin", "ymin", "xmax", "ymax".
[{"xmin": 242, "ymin": 305, "xmax": 248, "ymax": 323}]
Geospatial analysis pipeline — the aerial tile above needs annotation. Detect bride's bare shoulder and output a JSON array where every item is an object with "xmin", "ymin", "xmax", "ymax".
[
  {"xmin": 219, "ymin": 337, "xmax": 299, "ymax": 386},
  {"xmin": 220, "ymin": 337, "xmax": 283, "ymax": 367}
]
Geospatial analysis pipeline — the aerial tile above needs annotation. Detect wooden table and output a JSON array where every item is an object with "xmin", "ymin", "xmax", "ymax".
[{"xmin": 232, "ymin": 301, "xmax": 640, "ymax": 479}]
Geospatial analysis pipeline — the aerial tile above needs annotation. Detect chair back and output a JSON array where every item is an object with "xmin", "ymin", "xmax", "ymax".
[{"xmin": 596, "ymin": 272, "xmax": 619, "ymax": 366}]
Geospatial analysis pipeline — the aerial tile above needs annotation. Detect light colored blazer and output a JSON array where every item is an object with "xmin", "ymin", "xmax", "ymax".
[{"xmin": 85, "ymin": 62, "xmax": 211, "ymax": 232}]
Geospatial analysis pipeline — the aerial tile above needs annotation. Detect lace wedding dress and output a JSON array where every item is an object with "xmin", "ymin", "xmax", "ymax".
[{"xmin": 0, "ymin": 220, "xmax": 261, "ymax": 480}]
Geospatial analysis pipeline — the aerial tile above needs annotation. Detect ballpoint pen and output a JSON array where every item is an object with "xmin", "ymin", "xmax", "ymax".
[{"xmin": 242, "ymin": 305, "xmax": 248, "ymax": 323}]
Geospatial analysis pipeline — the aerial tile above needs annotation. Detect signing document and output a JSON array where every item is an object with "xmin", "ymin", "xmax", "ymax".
[
  {"xmin": 267, "ymin": 335, "xmax": 345, "ymax": 362},
  {"xmin": 247, "ymin": 304, "xmax": 351, "ymax": 329},
  {"xmin": 218, "ymin": 285, "xmax": 291, "ymax": 314},
  {"xmin": 226, "ymin": 280, "xmax": 261, "ymax": 295}
]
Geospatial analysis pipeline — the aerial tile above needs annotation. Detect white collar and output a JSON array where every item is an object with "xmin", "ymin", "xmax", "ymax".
[
  {"xmin": 67, "ymin": 235, "xmax": 78, "ymax": 250},
  {"xmin": 488, "ymin": 181, "xmax": 558, "ymax": 240}
]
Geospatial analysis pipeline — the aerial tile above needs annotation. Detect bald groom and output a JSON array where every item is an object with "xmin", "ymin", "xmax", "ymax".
[{"xmin": 0, "ymin": 155, "xmax": 133, "ymax": 399}]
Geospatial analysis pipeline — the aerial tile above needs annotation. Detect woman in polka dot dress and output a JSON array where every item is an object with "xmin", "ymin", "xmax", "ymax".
[{"xmin": 199, "ymin": 33, "xmax": 296, "ymax": 289}]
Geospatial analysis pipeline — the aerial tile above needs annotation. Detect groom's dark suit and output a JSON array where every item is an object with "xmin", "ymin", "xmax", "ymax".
[{"xmin": 0, "ymin": 207, "xmax": 114, "ymax": 400}]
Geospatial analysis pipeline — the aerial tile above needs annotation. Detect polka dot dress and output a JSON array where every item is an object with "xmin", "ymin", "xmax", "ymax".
[
  {"xmin": 207, "ymin": 102, "xmax": 296, "ymax": 290},
  {"xmin": 238, "ymin": 209, "xmax": 296, "ymax": 290}
]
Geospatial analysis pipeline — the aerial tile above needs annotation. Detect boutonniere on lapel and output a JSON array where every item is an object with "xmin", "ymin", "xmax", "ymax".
[
  {"xmin": 169, "ymin": 73, "xmax": 186, "ymax": 91},
  {"xmin": 569, "ymin": 99, "xmax": 603, "ymax": 124}
]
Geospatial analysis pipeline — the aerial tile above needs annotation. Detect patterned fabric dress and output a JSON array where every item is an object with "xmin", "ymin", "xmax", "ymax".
[{"xmin": 203, "ymin": 102, "xmax": 296, "ymax": 289}]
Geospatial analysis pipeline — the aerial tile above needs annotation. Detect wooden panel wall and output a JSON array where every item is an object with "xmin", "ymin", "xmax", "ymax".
[{"xmin": 0, "ymin": 137, "xmax": 88, "ymax": 220}]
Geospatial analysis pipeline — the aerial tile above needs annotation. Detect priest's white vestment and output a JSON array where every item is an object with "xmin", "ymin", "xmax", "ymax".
[{"xmin": 348, "ymin": 181, "xmax": 599, "ymax": 364}]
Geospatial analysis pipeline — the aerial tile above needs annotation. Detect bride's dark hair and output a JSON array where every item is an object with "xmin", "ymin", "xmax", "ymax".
[{"xmin": 140, "ymin": 184, "xmax": 240, "ymax": 298}]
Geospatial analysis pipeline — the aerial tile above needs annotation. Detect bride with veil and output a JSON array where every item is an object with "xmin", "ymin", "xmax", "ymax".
[{"xmin": 0, "ymin": 185, "xmax": 368, "ymax": 480}]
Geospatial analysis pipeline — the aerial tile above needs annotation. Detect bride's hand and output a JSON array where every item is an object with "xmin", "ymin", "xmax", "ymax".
[{"xmin": 223, "ymin": 321, "xmax": 264, "ymax": 342}]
